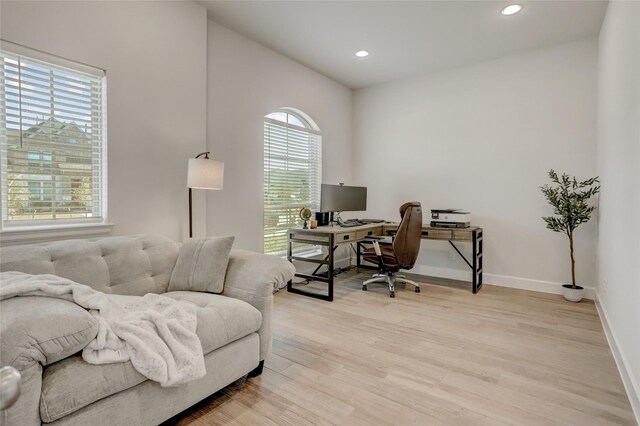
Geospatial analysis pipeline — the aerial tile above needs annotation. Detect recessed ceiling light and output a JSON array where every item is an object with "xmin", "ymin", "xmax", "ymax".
[
  {"xmin": 501, "ymin": 4, "xmax": 523, "ymax": 16},
  {"xmin": 355, "ymin": 50, "xmax": 369, "ymax": 58}
]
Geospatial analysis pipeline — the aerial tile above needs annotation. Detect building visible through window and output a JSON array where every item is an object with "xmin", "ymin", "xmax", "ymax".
[{"xmin": 0, "ymin": 43, "xmax": 106, "ymax": 229}]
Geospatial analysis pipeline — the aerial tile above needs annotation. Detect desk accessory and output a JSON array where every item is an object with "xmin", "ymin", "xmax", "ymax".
[
  {"xmin": 187, "ymin": 152, "xmax": 224, "ymax": 238},
  {"xmin": 299, "ymin": 207, "xmax": 312, "ymax": 229},
  {"xmin": 360, "ymin": 218, "xmax": 385, "ymax": 224},
  {"xmin": 315, "ymin": 211, "xmax": 331, "ymax": 226}
]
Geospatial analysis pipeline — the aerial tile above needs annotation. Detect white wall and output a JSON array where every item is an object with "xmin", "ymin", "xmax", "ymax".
[
  {"xmin": 596, "ymin": 1, "xmax": 640, "ymax": 418},
  {"xmin": 353, "ymin": 38, "xmax": 599, "ymax": 293},
  {"xmin": 0, "ymin": 1, "xmax": 208, "ymax": 242},
  {"xmin": 206, "ymin": 21, "xmax": 353, "ymax": 252}
]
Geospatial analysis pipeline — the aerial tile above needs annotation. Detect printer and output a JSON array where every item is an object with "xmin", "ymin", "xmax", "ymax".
[{"xmin": 430, "ymin": 209, "xmax": 471, "ymax": 228}]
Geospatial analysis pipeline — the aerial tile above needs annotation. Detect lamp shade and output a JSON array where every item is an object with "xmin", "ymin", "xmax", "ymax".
[{"xmin": 187, "ymin": 158, "xmax": 224, "ymax": 189}]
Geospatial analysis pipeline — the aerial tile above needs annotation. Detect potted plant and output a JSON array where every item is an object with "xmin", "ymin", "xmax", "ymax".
[{"xmin": 540, "ymin": 170, "xmax": 600, "ymax": 302}]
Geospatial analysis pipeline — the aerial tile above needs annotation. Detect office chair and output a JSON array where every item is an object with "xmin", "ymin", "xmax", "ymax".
[{"xmin": 362, "ymin": 202, "xmax": 422, "ymax": 298}]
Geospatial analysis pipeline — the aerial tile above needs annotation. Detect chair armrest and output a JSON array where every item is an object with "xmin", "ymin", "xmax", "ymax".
[{"xmin": 223, "ymin": 250, "xmax": 295, "ymax": 360}]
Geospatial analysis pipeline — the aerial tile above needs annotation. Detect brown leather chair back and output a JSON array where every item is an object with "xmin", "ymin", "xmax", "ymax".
[{"xmin": 393, "ymin": 202, "xmax": 423, "ymax": 269}]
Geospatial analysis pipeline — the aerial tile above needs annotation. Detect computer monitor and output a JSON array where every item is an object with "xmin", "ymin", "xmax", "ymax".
[{"xmin": 320, "ymin": 184, "xmax": 367, "ymax": 212}]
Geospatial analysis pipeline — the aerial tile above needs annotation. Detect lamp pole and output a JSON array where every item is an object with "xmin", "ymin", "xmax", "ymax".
[
  {"xmin": 189, "ymin": 187, "xmax": 193, "ymax": 238},
  {"xmin": 187, "ymin": 151, "xmax": 223, "ymax": 238}
]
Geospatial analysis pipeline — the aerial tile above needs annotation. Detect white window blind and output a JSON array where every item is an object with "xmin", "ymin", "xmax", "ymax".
[
  {"xmin": 264, "ymin": 111, "xmax": 321, "ymax": 254},
  {"xmin": 0, "ymin": 43, "xmax": 106, "ymax": 229}
]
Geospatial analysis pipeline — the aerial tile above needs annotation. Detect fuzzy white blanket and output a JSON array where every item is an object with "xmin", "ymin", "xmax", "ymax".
[{"xmin": 0, "ymin": 271, "xmax": 206, "ymax": 387}]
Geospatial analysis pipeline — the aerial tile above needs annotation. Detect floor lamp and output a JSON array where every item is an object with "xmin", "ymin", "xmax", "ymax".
[{"xmin": 187, "ymin": 152, "xmax": 224, "ymax": 238}]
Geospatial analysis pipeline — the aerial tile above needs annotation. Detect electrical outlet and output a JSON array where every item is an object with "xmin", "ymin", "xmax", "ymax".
[
  {"xmin": 448, "ymin": 250, "xmax": 457, "ymax": 262},
  {"xmin": 603, "ymin": 279, "xmax": 608, "ymax": 293}
]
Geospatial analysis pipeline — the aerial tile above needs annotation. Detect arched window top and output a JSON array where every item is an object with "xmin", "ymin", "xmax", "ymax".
[
  {"xmin": 263, "ymin": 107, "xmax": 322, "ymax": 254},
  {"xmin": 265, "ymin": 107, "xmax": 320, "ymax": 134}
]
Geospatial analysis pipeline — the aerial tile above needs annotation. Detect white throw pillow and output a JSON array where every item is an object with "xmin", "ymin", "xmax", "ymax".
[{"xmin": 168, "ymin": 236, "xmax": 234, "ymax": 293}]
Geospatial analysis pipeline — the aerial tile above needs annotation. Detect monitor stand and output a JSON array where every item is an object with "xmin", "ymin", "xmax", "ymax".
[{"xmin": 332, "ymin": 211, "xmax": 343, "ymax": 227}]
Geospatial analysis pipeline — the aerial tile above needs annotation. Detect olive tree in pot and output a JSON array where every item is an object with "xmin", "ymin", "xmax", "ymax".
[{"xmin": 540, "ymin": 170, "xmax": 600, "ymax": 302}]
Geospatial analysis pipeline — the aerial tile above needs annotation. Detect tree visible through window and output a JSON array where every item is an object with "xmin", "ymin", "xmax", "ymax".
[
  {"xmin": 263, "ymin": 109, "xmax": 321, "ymax": 254},
  {"xmin": 0, "ymin": 43, "xmax": 106, "ymax": 229}
]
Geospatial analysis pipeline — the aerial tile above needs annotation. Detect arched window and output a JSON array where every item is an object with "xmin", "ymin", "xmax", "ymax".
[{"xmin": 263, "ymin": 108, "xmax": 321, "ymax": 254}]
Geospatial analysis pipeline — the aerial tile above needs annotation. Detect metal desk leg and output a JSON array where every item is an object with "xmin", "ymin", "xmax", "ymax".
[
  {"xmin": 472, "ymin": 231, "xmax": 477, "ymax": 293},
  {"xmin": 310, "ymin": 245, "xmax": 338, "ymax": 276},
  {"xmin": 328, "ymin": 233, "xmax": 334, "ymax": 301},
  {"xmin": 478, "ymin": 230, "xmax": 483, "ymax": 290},
  {"xmin": 472, "ymin": 229, "xmax": 483, "ymax": 293},
  {"xmin": 287, "ymin": 232, "xmax": 334, "ymax": 302},
  {"xmin": 286, "ymin": 230, "xmax": 294, "ymax": 293}
]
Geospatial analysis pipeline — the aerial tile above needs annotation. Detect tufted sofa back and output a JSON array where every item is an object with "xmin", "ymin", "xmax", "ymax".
[{"xmin": 0, "ymin": 234, "xmax": 179, "ymax": 296}]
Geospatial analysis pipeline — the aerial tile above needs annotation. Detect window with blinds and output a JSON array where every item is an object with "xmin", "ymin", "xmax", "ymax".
[
  {"xmin": 0, "ymin": 42, "xmax": 106, "ymax": 229},
  {"xmin": 264, "ymin": 110, "xmax": 321, "ymax": 254}
]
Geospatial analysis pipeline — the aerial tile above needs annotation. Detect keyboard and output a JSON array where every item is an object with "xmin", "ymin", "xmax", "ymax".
[
  {"xmin": 339, "ymin": 218, "xmax": 385, "ymax": 227},
  {"xmin": 339, "ymin": 221, "xmax": 362, "ymax": 228}
]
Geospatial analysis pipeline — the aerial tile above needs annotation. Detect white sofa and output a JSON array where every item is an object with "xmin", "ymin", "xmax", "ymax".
[{"xmin": 0, "ymin": 234, "xmax": 294, "ymax": 425}]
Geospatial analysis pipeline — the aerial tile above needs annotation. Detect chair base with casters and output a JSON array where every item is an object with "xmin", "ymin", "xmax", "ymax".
[
  {"xmin": 362, "ymin": 271, "xmax": 420, "ymax": 298},
  {"xmin": 360, "ymin": 202, "xmax": 423, "ymax": 298},
  {"xmin": 362, "ymin": 239, "xmax": 421, "ymax": 298}
]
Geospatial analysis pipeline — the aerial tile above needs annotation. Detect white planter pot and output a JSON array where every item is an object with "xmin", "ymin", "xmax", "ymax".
[{"xmin": 562, "ymin": 284, "xmax": 584, "ymax": 302}]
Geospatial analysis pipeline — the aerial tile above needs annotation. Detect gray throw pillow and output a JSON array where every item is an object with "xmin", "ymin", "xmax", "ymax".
[{"xmin": 168, "ymin": 236, "xmax": 235, "ymax": 293}]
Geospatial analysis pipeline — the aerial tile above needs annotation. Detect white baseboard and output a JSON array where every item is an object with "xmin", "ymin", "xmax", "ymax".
[
  {"xmin": 485, "ymin": 272, "xmax": 596, "ymax": 300},
  {"xmin": 595, "ymin": 293, "xmax": 640, "ymax": 424},
  {"xmin": 409, "ymin": 264, "xmax": 472, "ymax": 282},
  {"xmin": 294, "ymin": 257, "xmax": 596, "ymax": 300},
  {"xmin": 335, "ymin": 257, "xmax": 351, "ymax": 269},
  {"xmin": 406, "ymin": 264, "xmax": 596, "ymax": 299}
]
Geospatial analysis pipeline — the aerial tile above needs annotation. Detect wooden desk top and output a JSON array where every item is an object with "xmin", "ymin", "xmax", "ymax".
[
  {"xmin": 384, "ymin": 223, "xmax": 483, "ymax": 232},
  {"xmin": 384, "ymin": 224, "xmax": 482, "ymax": 242},
  {"xmin": 289, "ymin": 223, "xmax": 482, "ymax": 243},
  {"xmin": 293, "ymin": 222, "xmax": 389, "ymax": 234}
]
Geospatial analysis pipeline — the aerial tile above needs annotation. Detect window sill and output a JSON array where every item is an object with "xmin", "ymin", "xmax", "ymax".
[{"xmin": 0, "ymin": 223, "xmax": 114, "ymax": 246}]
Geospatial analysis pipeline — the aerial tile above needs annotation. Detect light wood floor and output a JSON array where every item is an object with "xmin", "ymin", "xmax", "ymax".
[{"xmin": 167, "ymin": 271, "xmax": 636, "ymax": 425}]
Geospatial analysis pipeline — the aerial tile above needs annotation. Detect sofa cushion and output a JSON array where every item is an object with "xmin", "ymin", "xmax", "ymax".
[
  {"xmin": 164, "ymin": 291, "xmax": 262, "ymax": 354},
  {"xmin": 40, "ymin": 354, "xmax": 147, "ymax": 423},
  {"xmin": 39, "ymin": 292, "xmax": 261, "ymax": 422},
  {"xmin": 168, "ymin": 236, "xmax": 234, "ymax": 294},
  {"xmin": 0, "ymin": 297, "xmax": 98, "ymax": 371},
  {"xmin": 0, "ymin": 235, "xmax": 179, "ymax": 296}
]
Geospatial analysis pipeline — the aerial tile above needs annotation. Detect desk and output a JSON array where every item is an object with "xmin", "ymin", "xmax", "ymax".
[{"xmin": 287, "ymin": 223, "xmax": 483, "ymax": 301}]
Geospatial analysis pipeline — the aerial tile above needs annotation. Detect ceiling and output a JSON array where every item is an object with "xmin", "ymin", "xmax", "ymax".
[{"xmin": 198, "ymin": 1, "xmax": 608, "ymax": 89}]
